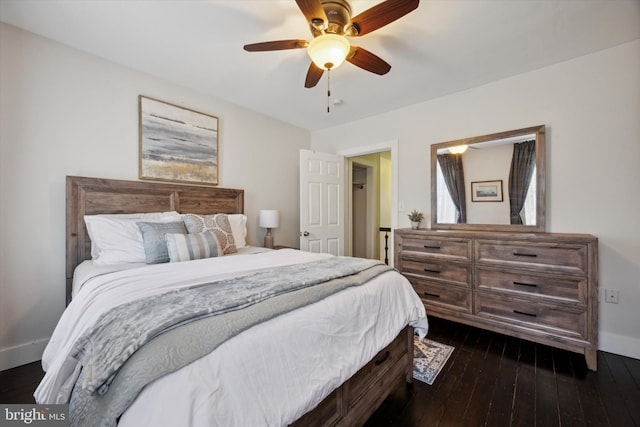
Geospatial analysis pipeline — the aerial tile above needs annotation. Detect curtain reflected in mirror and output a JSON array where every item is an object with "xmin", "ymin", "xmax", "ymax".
[{"xmin": 508, "ymin": 140, "xmax": 536, "ymax": 224}]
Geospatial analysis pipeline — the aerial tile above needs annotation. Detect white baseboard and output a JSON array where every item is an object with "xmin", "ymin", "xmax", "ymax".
[
  {"xmin": 0, "ymin": 338, "xmax": 48, "ymax": 371},
  {"xmin": 599, "ymin": 331, "xmax": 640, "ymax": 360}
]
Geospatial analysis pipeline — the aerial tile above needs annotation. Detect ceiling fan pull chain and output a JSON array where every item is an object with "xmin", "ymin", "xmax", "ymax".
[{"xmin": 327, "ymin": 69, "xmax": 331, "ymax": 113}]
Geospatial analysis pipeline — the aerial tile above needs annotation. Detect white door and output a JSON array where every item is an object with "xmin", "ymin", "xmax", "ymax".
[{"xmin": 299, "ymin": 149, "xmax": 344, "ymax": 255}]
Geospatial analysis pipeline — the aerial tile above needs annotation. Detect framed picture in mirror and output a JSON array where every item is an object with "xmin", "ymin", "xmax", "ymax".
[{"xmin": 471, "ymin": 180, "xmax": 503, "ymax": 202}]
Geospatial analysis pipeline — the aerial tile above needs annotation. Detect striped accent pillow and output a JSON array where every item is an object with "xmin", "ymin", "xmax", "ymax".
[{"xmin": 165, "ymin": 230, "xmax": 223, "ymax": 263}]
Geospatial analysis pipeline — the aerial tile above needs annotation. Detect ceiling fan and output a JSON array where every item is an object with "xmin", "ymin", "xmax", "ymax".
[{"xmin": 243, "ymin": 0, "xmax": 420, "ymax": 88}]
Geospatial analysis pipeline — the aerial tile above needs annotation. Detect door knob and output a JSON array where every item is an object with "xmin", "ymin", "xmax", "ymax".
[{"xmin": 302, "ymin": 231, "xmax": 310, "ymax": 237}]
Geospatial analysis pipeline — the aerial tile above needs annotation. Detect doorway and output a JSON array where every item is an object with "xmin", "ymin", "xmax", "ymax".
[
  {"xmin": 351, "ymin": 162, "xmax": 374, "ymax": 259},
  {"xmin": 343, "ymin": 147, "xmax": 395, "ymax": 264},
  {"xmin": 299, "ymin": 140, "xmax": 398, "ymax": 263}
]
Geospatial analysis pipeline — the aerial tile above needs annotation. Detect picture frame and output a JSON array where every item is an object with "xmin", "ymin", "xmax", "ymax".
[
  {"xmin": 471, "ymin": 180, "xmax": 503, "ymax": 202},
  {"xmin": 139, "ymin": 95, "xmax": 219, "ymax": 186}
]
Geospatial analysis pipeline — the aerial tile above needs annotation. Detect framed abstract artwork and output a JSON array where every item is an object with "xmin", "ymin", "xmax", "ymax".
[
  {"xmin": 471, "ymin": 180, "xmax": 503, "ymax": 202},
  {"xmin": 139, "ymin": 95, "xmax": 219, "ymax": 185}
]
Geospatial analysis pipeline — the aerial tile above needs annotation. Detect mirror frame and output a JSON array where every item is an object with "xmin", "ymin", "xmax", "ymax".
[{"xmin": 430, "ymin": 124, "xmax": 546, "ymax": 232}]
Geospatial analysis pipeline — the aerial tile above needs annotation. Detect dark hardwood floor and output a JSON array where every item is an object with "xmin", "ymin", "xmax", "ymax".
[
  {"xmin": 2, "ymin": 316, "xmax": 639, "ymax": 426},
  {"xmin": 366, "ymin": 316, "xmax": 640, "ymax": 427},
  {"xmin": 0, "ymin": 360, "xmax": 42, "ymax": 404}
]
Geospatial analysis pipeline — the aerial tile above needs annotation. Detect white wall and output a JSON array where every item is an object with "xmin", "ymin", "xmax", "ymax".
[
  {"xmin": 312, "ymin": 40, "xmax": 640, "ymax": 360},
  {"xmin": 379, "ymin": 152, "xmax": 392, "ymax": 264},
  {"xmin": 0, "ymin": 23, "xmax": 310, "ymax": 370},
  {"xmin": 463, "ymin": 144, "xmax": 513, "ymax": 224}
]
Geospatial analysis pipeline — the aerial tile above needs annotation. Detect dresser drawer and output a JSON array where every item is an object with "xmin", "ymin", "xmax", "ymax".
[
  {"xmin": 345, "ymin": 329, "xmax": 408, "ymax": 409},
  {"xmin": 475, "ymin": 240, "xmax": 588, "ymax": 274},
  {"xmin": 476, "ymin": 267, "xmax": 586, "ymax": 303},
  {"xmin": 409, "ymin": 278, "xmax": 472, "ymax": 313},
  {"xmin": 399, "ymin": 258, "xmax": 471, "ymax": 286},
  {"xmin": 395, "ymin": 228, "xmax": 598, "ymax": 371},
  {"xmin": 475, "ymin": 293, "xmax": 587, "ymax": 339},
  {"xmin": 400, "ymin": 237, "xmax": 471, "ymax": 261}
]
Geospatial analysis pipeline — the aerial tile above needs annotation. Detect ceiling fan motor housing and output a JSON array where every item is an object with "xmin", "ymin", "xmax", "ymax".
[{"xmin": 311, "ymin": 0, "xmax": 354, "ymax": 36}]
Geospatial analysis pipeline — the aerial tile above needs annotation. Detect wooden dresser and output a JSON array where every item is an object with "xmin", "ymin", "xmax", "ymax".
[{"xmin": 395, "ymin": 228, "xmax": 599, "ymax": 370}]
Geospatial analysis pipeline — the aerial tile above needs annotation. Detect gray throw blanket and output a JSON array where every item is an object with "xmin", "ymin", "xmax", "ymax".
[{"xmin": 68, "ymin": 256, "xmax": 391, "ymax": 427}]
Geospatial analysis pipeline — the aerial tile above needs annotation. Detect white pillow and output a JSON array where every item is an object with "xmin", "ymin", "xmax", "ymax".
[
  {"xmin": 85, "ymin": 211, "xmax": 179, "ymax": 259},
  {"xmin": 226, "ymin": 214, "xmax": 247, "ymax": 249},
  {"xmin": 84, "ymin": 212, "xmax": 181, "ymax": 265}
]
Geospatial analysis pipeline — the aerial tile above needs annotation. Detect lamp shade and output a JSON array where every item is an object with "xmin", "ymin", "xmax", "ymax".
[
  {"xmin": 259, "ymin": 210, "xmax": 280, "ymax": 229},
  {"xmin": 307, "ymin": 34, "xmax": 350, "ymax": 70}
]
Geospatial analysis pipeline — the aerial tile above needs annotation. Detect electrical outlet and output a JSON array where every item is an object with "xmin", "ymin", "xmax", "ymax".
[{"xmin": 605, "ymin": 289, "xmax": 619, "ymax": 304}]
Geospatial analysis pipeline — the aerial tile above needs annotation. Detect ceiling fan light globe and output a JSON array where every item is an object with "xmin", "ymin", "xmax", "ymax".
[
  {"xmin": 448, "ymin": 145, "xmax": 468, "ymax": 154},
  {"xmin": 307, "ymin": 34, "xmax": 350, "ymax": 71}
]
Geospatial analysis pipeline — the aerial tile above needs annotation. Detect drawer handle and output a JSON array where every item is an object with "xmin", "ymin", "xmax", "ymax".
[
  {"xmin": 513, "ymin": 281, "xmax": 537, "ymax": 288},
  {"xmin": 375, "ymin": 351, "xmax": 390, "ymax": 365},
  {"xmin": 513, "ymin": 252, "xmax": 538, "ymax": 258},
  {"xmin": 424, "ymin": 292, "xmax": 440, "ymax": 299},
  {"xmin": 513, "ymin": 310, "xmax": 537, "ymax": 317},
  {"xmin": 423, "ymin": 245, "xmax": 441, "ymax": 250},
  {"xmin": 423, "ymin": 268, "xmax": 441, "ymax": 274}
]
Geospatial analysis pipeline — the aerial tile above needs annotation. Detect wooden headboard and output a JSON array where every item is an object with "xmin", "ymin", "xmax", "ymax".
[{"xmin": 66, "ymin": 176, "xmax": 244, "ymax": 304}]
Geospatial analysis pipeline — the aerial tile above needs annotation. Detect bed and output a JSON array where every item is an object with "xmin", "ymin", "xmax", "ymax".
[{"xmin": 35, "ymin": 176, "xmax": 428, "ymax": 427}]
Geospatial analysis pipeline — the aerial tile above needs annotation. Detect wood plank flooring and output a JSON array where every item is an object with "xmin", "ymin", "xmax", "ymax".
[
  {"xmin": 1, "ymin": 316, "xmax": 639, "ymax": 426},
  {"xmin": 0, "ymin": 360, "xmax": 42, "ymax": 404},
  {"xmin": 365, "ymin": 316, "xmax": 640, "ymax": 427}
]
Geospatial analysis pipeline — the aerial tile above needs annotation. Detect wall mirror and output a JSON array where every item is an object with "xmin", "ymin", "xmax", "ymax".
[{"xmin": 431, "ymin": 125, "xmax": 546, "ymax": 232}]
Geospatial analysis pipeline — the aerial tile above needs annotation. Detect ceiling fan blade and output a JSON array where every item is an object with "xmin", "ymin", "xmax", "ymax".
[
  {"xmin": 305, "ymin": 62, "xmax": 324, "ymax": 88},
  {"xmin": 346, "ymin": 46, "xmax": 391, "ymax": 75},
  {"xmin": 243, "ymin": 40, "xmax": 308, "ymax": 52},
  {"xmin": 295, "ymin": 0, "xmax": 328, "ymax": 26},
  {"xmin": 351, "ymin": 0, "xmax": 419, "ymax": 36}
]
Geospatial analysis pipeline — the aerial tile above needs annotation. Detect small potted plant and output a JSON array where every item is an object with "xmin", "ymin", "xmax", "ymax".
[{"xmin": 408, "ymin": 209, "xmax": 424, "ymax": 229}]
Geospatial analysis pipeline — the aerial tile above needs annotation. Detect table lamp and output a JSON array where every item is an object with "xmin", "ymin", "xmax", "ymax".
[{"xmin": 259, "ymin": 210, "xmax": 279, "ymax": 249}]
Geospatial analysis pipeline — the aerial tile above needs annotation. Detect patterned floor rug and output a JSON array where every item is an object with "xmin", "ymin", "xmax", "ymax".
[{"xmin": 413, "ymin": 336, "xmax": 455, "ymax": 385}]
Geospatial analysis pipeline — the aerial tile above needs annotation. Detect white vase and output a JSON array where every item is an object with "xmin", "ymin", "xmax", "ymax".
[{"xmin": 411, "ymin": 221, "xmax": 420, "ymax": 230}]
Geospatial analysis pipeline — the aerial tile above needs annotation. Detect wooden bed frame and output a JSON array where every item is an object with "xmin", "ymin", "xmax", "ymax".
[
  {"xmin": 66, "ymin": 175, "xmax": 244, "ymax": 304},
  {"xmin": 65, "ymin": 175, "xmax": 413, "ymax": 427}
]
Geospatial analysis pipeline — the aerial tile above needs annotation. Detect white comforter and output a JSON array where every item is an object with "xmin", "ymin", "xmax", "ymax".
[{"xmin": 36, "ymin": 249, "xmax": 428, "ymax": 426}]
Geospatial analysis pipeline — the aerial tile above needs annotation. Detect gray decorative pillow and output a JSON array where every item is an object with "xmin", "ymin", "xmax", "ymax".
[
  {"xmin": 182, "ymin": 214, "xmax": 237, "ymax": 255},
  {"xmin": 165, "ymin": 230, "xmax": 223, "ymax": 262},
  {"xmin": 138, "ymin": 221, "xmax": 187, "ymax": 264}
]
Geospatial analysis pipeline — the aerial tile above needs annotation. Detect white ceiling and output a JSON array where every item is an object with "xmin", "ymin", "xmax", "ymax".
[{"xmin": 1, "ymin": 0, "xmax": 638, "ymax": 131}]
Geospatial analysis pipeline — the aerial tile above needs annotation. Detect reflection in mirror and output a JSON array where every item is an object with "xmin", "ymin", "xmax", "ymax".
[{"xmin": 431, "ymin": 125, "xmax": 545, "ymax": 232}]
